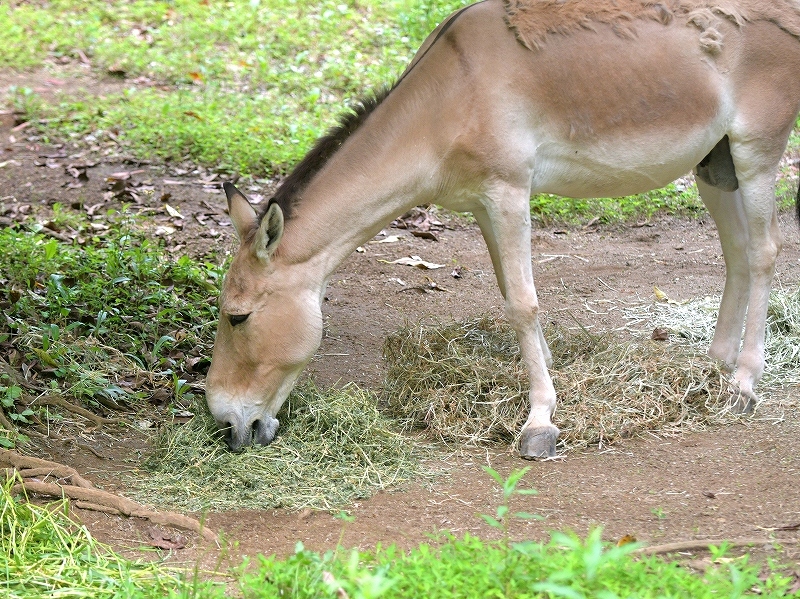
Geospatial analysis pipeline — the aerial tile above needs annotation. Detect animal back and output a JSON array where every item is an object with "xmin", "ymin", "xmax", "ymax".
[{"xmin": 503, "ymin": 0, "xmax": 800, "ymax": 52}]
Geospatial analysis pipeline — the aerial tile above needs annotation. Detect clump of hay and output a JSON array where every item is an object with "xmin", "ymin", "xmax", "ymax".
[
  {"xmin": 382, "ymin": 316, "xmax": 732, "ymax": 450},
  {"xmin": 136, "ymin": 381, "xmax": 432, "ymax": 512},
  {"xmin": 624, "ymin": 287, "xmax": 800, "ymax": 389}
]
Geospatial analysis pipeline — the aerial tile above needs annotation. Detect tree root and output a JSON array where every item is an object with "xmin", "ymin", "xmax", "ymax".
[
  {"xmin": 33, "ymin": 395, "xmax": 121, "ymax": 427},
  {"xmin": 1, "ymin": 449, "xmax": 218, "ymax": 543},
  {"xmin": 638, "ymin": 537, "xmax": 799, "ymax": 556}
]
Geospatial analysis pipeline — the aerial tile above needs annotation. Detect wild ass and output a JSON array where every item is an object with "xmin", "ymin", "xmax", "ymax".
[{"xmin": 206, "ymin": 0, "xmax": 800, "ymax": 456}]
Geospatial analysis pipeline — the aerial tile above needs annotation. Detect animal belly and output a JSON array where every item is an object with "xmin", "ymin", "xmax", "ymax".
[{"xmin": 532, "ymin": 141, "xmax": 708, "ymax": 198}]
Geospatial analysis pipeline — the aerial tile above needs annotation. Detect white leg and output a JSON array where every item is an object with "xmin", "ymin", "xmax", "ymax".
[
  {"xmin": 724, "ymin": 138, "xmax": 784, "ymax": 410},
  {"xmin": 474, "ymin": 207, "xmax": 552, "ymax": 368},
  {"xmin": 478, "ymin": 185, "xmax": 558, "ymax": 458},
  {"xmin": 696, "ymin": 179, "xmax": 750, "ymax": 370},
  {"xmin": 733, "ymin": 179, "xmax": 782, "ymax": 408}
]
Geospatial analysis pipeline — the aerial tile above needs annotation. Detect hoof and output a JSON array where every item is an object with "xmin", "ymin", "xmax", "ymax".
[
  {"xmin": 727, "ymin": 390, "xmax": 756, "ymax": 415},
  {"xmin": 519, "ymin": 425, "xmax": 560, "ymax": 460}
]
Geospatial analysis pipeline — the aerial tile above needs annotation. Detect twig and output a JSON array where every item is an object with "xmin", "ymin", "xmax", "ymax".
[{"xmin": 637, "ymin": 537, "xmax": 798, "ymax": 556}]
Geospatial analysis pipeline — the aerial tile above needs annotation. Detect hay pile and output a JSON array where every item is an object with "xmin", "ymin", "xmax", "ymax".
[
  {"xmin": 137, "ymin": 381, "xmax": 432, "ymax": 511},
  {"xmin": 382, "ymin": 316, "xmax": 733, "ymax": 450},
  {"xmin": 625, "ymin": 287, "xmax": 800, "ymax": 389}
]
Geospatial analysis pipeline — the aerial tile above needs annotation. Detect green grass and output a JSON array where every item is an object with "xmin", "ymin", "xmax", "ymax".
[
  {"xmin": 2, "ymin": 0, "xmax": 469, "ymax": 174},
  {"xmin": 0, "ymin": 211, "xmax": 222, "ymax": 446},
  {"xmin": 4, "ymin": 473, "xmax": 798, "ymax": 599},
  {"xmin": 0, "ymin": 478, "xmax": 224, "ymax": 599},
  {"xmin": 240, "ymin": 530, "xmax": 800, "ymax": 599}
]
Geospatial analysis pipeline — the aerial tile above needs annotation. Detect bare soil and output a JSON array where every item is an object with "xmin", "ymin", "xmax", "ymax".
[{"xmin": 2, "ymin": 76, "xmax": 800, "ymax": 573}]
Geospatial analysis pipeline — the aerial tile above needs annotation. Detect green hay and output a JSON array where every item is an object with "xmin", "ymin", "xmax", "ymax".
[
  {"xmin": 382, "ymin": 316, "xmax": 734, "ymax": 450},
  {"xmin": 137, "ymin": 381, "xmax": 432, "ymax": 512}
]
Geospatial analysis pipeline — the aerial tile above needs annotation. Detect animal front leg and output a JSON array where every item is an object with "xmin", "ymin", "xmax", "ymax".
[{"xmin": 480, "ymin": 184, "xmax": 559, "ymax": 458}]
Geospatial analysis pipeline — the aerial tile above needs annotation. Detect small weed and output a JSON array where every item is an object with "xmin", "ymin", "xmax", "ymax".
[{"xmin": 651, "ymin": 506, "xmax": 668, "ymax": 520}]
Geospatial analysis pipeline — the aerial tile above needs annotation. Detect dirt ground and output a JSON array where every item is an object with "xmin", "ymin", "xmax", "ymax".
[{"xmin": 2, "ymin": 72, "xmax": 800, "ymax": 574}]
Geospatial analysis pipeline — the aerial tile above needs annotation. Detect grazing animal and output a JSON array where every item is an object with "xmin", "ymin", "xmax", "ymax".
[{"xmin": 206, "ymin": 0, "xmax": 800, "ymax": 456}]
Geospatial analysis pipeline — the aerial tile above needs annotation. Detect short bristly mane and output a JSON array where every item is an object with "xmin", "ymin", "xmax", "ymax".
[{"xmin": 260, "ymin": 86, "xmax": 394, "ymax": 221}]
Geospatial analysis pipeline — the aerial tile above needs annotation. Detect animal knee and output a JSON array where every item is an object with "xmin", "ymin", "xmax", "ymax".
[{"xmin": 504, "ymin": 294, "xmax": 539, "ymax": 329}]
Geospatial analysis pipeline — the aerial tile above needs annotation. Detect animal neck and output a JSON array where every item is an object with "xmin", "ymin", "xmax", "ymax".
[{"xmin": 277, "ymin": 83, "xmax": 446, "ymax": 279}]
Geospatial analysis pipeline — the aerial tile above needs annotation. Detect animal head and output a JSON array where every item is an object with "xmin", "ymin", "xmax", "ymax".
[{"xmin": 205, "ymin": 183, "xmax": 323, "ymax": 451}]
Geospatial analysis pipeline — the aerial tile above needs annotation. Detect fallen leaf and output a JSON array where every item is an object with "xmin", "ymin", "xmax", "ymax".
[
  {"xmin": 382, "ymin": 256, "xmax": 445, "ymax": 269},
  {"xmin": 651, "ymin": 327, "xmax": 670, "ymax": 341},
  {"xmin": 412, "ymin": 230, "xmax": 439, "ymax": 241},
  {"xmin": 155, "ymin": 225, "xmax": 176, "ymax": 236},
  {"xmin": 164, "ymin": 203, "xmax": 184, "ymax": 219},
  {"xmin": 372, "ymin": 235, "xmax": 401, "ymax": 244},
  {"xmin": 147, "ymin": 527, "xmax": 186, "ymax": 550},
  {"xmin": 617, "ymin": 534, "xmax": 637, "ymax": 546}
]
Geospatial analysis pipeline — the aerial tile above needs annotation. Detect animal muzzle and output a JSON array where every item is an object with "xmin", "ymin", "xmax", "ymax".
[{"xmin": 217, "ymin": 414, "xmax": 279, "ymax": 452}]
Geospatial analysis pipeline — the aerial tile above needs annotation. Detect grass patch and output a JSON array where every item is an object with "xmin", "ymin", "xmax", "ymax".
[
  {"xmin": 0, "ymin": 478, "xmax": 223, "ymax": 599},
  {"xmin": 138, "ymin": 381, "xmax": 433, "ymax": 512},
  {"xmin": 382, "ymin": 317, "xmax": 736, "ymax": 450},
  {"xmin": 530, "ymin": 180, "xmax": 705, "ymax": 226},
  {"xmin": 241, "ymin": 529, "xmax": 799, "ymax": 598},
  {"xmin": 0, "ymin": 213, "xmax": 222, "ymax": 446}
]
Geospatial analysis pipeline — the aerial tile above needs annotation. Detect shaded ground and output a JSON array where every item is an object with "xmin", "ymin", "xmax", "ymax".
[{"xmin": 2, "ymin": 77, "xmax": 800, "ymax": 575}]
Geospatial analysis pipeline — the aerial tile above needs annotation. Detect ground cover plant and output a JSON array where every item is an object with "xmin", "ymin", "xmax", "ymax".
[
  {"xmin": 0, "ymin": 211, "xmax": 222, "ymax": 448},
  {"xmin": 0, "ymin": 477, "xmax": 224, "ymax": 599}
]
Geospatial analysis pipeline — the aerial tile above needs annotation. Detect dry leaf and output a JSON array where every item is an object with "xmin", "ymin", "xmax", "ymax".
[
  {"xmin": 164, "ymin": 203, "xmax": 184, "ymax": 219},
  {"xmin": 382, "ymin": 256, "xmax": 445, "ymax": 269}
]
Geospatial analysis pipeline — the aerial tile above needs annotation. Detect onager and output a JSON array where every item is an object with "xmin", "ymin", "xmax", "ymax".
[{"xmin": 206, "ymin": 0, "xmax": 800, "ymax": 456}]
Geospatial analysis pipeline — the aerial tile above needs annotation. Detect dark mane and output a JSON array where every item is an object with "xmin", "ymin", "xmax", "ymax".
[{"xmin": 260, "ymin": 85, "xmax": 395, "ymax": 221}]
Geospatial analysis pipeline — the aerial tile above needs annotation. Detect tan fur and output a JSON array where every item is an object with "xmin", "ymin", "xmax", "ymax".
[{"xmin": 504, "ymin": 0, "xmax": 800, "ymax": 52}]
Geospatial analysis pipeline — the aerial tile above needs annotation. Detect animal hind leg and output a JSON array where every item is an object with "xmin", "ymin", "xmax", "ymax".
[
  {"xmin": 479, "ymin": 183, "xmax": 558, "ymax": 458},
  {"xmin": 725, "ymin": 143, "xmax": 784, "ymax": 412},
  {"xmin": 695, "ymin": 179, "xmax": 750, "ymax": 371}
]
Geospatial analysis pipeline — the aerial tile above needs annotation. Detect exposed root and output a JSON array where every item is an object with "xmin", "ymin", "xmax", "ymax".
[
  {"xmin": 637, "ymin": 537, "xmax": 799, "ymax": 555},
  {"xmin": 33, "ymin": 395, "xmax": 121, "ymax": 428},
  {"xmin": 1, "ymin": 449, "xmax": 218, "ymax": 543}
]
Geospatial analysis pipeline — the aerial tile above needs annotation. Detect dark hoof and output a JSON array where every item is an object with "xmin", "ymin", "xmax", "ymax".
[
  {"xmin": 728, "ymin": 391, "xmax": 756, "ymax": 415},
  {"xmin": 519, "ymin": 425, "xmax": 560, "ymax": 460}
]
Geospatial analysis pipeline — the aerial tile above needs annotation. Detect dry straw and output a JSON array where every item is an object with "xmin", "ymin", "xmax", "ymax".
[
  {"xmin": 624, "ymin": 287, "xmax": 800, "ymax": 389},
  {"xmin": 137, "ymin": 381, "xmax": 432, "ymax": 512},
  {"xmin": 382, "ymin": 316, "xmax": 736, "ymax": 451}
]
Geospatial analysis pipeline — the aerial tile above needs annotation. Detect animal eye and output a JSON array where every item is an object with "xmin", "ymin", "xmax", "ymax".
[{"xmin": 229, "ymin": 313, "xmax": 250, "ymax": 326}]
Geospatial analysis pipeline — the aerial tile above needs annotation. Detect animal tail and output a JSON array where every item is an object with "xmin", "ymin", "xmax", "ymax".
[{"xmin": 797, "ymin": 173, "xmax": 800, "ymax": 225}]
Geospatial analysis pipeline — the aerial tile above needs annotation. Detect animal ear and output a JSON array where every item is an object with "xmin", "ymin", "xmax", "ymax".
[
  {"xmin": 252, "ymin": 201, "xmax": 284, "ymax": 263},
  {"xmin": 224, "ymin": 182, "xmax": 257, "ymax": 239}
]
